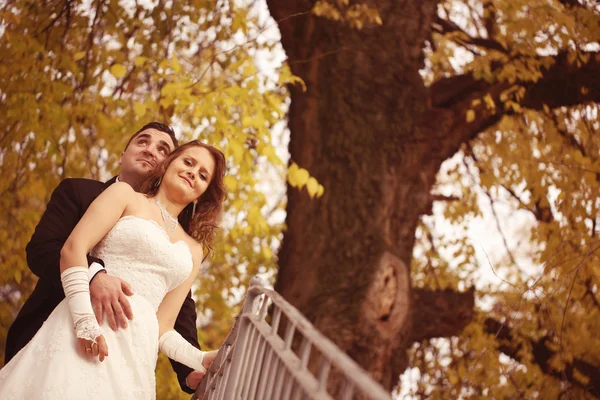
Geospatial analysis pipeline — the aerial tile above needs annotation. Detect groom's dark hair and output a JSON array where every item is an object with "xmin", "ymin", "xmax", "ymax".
[{"xmin": 125, "ymin": 122, "xmax": 178, "ymax": 150}]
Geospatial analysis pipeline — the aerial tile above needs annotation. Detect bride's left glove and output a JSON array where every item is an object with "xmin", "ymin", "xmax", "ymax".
[
  {"xmin": 61, "ymin": 266, "xmax": 109, "ymax": 361},
  {"xmin": 159, "ymin": 330, "xmax": 215, "ymax": 373}
]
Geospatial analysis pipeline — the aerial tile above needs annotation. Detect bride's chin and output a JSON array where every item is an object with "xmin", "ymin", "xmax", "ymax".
[
  {"xmin": 167, "ymin": 184, "xmax": 196, "ymax": 205},
  {"xmin": 163, "ymin": 180, "xmax": 185, "ymax": 197}
]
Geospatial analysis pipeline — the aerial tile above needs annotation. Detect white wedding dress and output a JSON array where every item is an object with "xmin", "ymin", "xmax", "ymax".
[{"xmin": 0, "ymin": 216, "xmax": 193, "ymax": 399}]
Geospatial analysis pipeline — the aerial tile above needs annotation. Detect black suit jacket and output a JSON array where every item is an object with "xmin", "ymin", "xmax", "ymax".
[{"xmin": 5, "ymin": 178, "xmax": 200, "ymax": 393}]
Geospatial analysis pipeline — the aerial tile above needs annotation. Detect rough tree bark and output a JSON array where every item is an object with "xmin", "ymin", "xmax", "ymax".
[{"xmin": 265, "ymin": 0, "xmax": 600, "ymax": 392}]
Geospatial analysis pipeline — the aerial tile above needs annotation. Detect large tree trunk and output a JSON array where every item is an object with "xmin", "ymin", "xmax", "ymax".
[
  {"xmin": 267, "ymin": 0, "xmax": 456, "ymax": 389},
  {"xmin": 266, "ymin": 0, "xmax": 600, "ymax": 392}
]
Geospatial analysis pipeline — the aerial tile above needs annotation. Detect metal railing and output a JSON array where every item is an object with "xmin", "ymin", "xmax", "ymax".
[{"xmin": 193, "ymin": 277, "xmax": 392, "ymax": 400}]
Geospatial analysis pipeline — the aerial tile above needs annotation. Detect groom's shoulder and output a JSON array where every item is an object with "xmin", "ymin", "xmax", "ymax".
[
  {"xmin": 57, "ymin": 177, "xmax": 104, "ymax": 191},
  {"xmin": 52, "ymin": 178, "xmax": 105, "ymax": 200}
]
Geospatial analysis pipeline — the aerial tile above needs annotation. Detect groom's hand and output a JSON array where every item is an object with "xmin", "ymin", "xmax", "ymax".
[
  {"xmin": 185, "ymin": 370, "xmax": 205, "ymax": 390},
  {"xmin": 186, "ymin": 350, "xmax": 219, "ymax": 389},
  {"xmin": 90, "ymin": 273, "xmax": 134, "ymax": 330}
]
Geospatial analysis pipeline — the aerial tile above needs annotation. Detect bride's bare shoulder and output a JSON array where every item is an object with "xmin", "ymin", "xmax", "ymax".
[
  {"xmin": 183, "ymin": 237, "xmax": 205, "ymax": 266},
  {"xmin": 106, "ymin": 181, "xmax": 136, "ymax": 197}
]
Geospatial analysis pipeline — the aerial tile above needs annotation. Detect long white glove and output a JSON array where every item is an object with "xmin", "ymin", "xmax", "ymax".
[
  {"xmin": 159, "ymin": 330, "xmax": 207, "ymax": 373},
  {"xmin": 60, "ymin": 266, "xmax": 103, "ymax": 342}
]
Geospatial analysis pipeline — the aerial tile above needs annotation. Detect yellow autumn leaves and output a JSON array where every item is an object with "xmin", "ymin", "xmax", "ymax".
[
  {"xmin": 288, "ymin": 162, "xmax": 324, "ymax": 199},
  {"xmin": 222, "ymin": 161, "xmax": 325, "ymax": 200},
  {"xmin": 312, "ymin": 0, "xmax": 383, "ymax": 30},
  {"xmin": 109, "ymin": 63, "xmax": 127, "ymax": 78},
  {"xmin": 106, "ymin": 53, "xmax": 325, "ymax": 202}
]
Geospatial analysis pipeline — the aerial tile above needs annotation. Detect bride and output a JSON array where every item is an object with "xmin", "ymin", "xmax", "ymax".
[{"xmin": 0, "ymin": 140, "xmax": 226, "ymax": 399}]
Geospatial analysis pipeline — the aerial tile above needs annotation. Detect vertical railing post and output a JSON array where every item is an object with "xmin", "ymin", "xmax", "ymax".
[{"xmin": 218, "ymin": 276, "xmax": 265, "ymax": 399}]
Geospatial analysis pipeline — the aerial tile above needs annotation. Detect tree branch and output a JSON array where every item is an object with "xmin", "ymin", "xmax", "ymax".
[
  {"xmin": 521, "ymin": 51, "xmax": 600, "ymax": 110},
  {"xmin": 80, "ymin": 0, "xmax": 105, "ymax": 89},
  {"xmin": 500, "ymin": 183, "xmax": 554, "ymax": 223},
  {"xmin": 485, "ymin": 318, "xmax": 600, "ymax": 397},
  {"xmin": 409, "ymin": 291, "xmax": 600, "ymax": 394},
  {"xmin": 432, "ymin": 16, "xmax": 507, "ymax": 54},
  {"xmin": 432, "ymin": 51, "xmax": 600, "ymax": 110},
  {"xmin": 463, "ymin": 149, "xmax": 525, "ymax": 270},
  {"xmin": 557, "ymin": 0, "xmax": 599, "ymax": 11},
  {"xmin": 550, "ymin": 111, "xmax": 589, "ymax": 158},
  {"xmin": 584, "ymin": 278, "xmax": 600, "ymax": 311},
  {"xmin": 410, "ymin": 288, "xmax": 475, "ymax": 342},
  {"xmin": 37, "ymin": 0, "xmax": 69, "ymax": 37},
  {"xmin": 430, "ymin": 50, "xmax": 600, "ymax": 146}
]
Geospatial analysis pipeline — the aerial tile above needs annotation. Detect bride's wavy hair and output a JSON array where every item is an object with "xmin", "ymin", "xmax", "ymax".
[{"xmin": 139, "ymin": 140, "xmax": 227, "ymax": 257}]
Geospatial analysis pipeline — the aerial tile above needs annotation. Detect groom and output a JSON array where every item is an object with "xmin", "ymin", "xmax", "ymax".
[{"xmin": 5, "ymin": 122, "xmax": 203, "ymax": 393}]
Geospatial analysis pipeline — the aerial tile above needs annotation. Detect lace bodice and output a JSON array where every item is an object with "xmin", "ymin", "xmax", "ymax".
[{"xmin": 91, "ymin": 215, "xmax": 193, "ymax": 311}]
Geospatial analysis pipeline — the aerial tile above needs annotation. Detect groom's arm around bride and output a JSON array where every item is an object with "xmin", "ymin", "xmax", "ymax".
[{"xmin": 4, "ymin": 122, "xmax": 204, "ymax": 394}]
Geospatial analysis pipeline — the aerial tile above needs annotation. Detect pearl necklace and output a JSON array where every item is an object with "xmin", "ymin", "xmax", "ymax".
[{"xmin": 153, "ymin": 198, "xmax": 178, "ymax": 233}]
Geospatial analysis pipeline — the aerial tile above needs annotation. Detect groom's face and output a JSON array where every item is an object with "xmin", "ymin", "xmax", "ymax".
[{"xmin": 120, "ymin": 129, "xmax": 176, "ymax": 179}]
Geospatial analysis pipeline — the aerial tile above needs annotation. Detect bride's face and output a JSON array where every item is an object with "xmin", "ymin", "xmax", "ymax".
[{"xmin": 163, "ymin": 146, "xmax": 216, "ymax": 204}]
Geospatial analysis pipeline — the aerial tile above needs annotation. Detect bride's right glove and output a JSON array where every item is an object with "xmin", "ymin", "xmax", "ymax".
[
  {"xmin": 61, "ymin": 267, "xmax": 103, "ymax": 343},
  {"xmin": 159, "ymin": 330, "xmax": 210, "ymax": 373}
]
